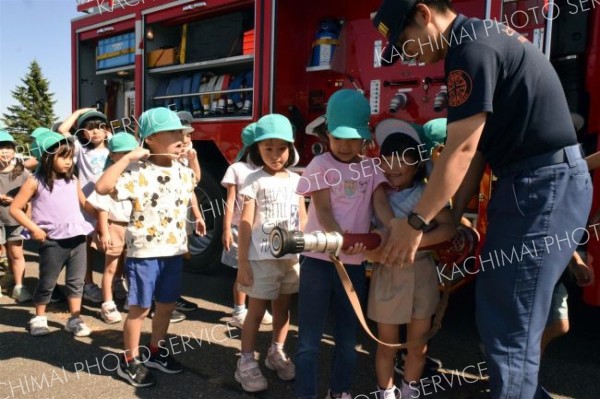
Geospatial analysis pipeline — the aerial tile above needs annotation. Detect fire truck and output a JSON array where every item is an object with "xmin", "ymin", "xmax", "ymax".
[{"xmin": 71, "ymin": 0, "xmax": 600, "ymax": 309}]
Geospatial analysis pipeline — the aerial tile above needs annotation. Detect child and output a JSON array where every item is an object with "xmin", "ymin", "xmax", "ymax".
[
  {"xmin": 234, "ymin": 114, "xmax": 306, "ymax": 392},
  {"xmin": 368, "ymin": 126, "xmax": 456, "ymax": 399},
  {"xmin": 87, "ymin": 132, "xmax": 139, "ymax": 323},
  {"xmin": 95, "ymin": 107, "xmax": 202, "ymax": 388},
  {"xmin": 59, "ymin": 108, "xmax": 111, "ymax": 303},
  {"xmin": 0, "ymin": 130, "xmax": 31, "ymax": 302},
  {"xmin": 294, "ymin": 89, "xmax": 394, "ymax": 399},
  {"xmin": 221, "ymin": 123, "xmax": 272, "ymax": 328},
  {"xmin": 9, "ymin": 132, "xmax": 95, "ymax": 336},
  {"xmin": 177, "ymin": 111, "xmax": 201, "ymax": 184}
]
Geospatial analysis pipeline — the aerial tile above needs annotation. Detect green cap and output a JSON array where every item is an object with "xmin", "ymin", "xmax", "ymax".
[
  {"xmin": 31, "ymin": 127, "xmax": 51, "ymax": 139},
  {"xmin": 33, "ymin": 132, "xmax": 71, "ymax": 160},
  {"xmin": 235, "ymin": 122, "xmax": 257, "ymax": 162},
  {"xmin": 254, "ymin": 114, "xmax": 294, "ymax": 143},
  {"xmin": 139, "ymin": 107, "xmax": 183, "ymax": 141},
  {"xmin": 108, "ymin": 132, "xmax": 139, "ymax": 153},
  {"xmin": 0, "ymin": 130, "xmax": 16, "ymax": 144},
  {"xmin": 325, "ymin": 89, "xmax": 371, "ymax": 140},
  {"xmin": 421, "ymin": 118, "xmax": 447, "ymax": 154},
  {"xmin": 76, "ymin": 110, "xmax": 107, "ymax": 129}
]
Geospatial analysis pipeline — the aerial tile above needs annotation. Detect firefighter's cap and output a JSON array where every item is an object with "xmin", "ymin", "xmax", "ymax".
[
  {"xmin": 77, "ymin": 110, "xmax": 108, "ymax": 129},
  {"xmin": 139, "ymin": 107, "xmax": 184, "ymax": 141},
  {"xmin": 373, "ymin": 0, "xmax": 418, "ymax": 66},
  {"xmin": 235, "ymin": 122, "xmax": 257, "ymax": 162},
  {"xmin": 326, "ymin": 89, "xmax": 371, "ymax": 140}
]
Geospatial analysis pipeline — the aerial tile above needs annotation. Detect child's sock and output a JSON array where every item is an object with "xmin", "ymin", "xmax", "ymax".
[
  {"xmin": 270, "ymin": 341, "xmax": 284, "ymax": 353},
  {"xmin": 240, "ymin": 352, "xmax": 255, "ymax": 364},
  {"xmin": 233, "ymin": 304, "xmax": 246, "ymax": 315},
  {"xmin": 148, "ymin": 343, "xmax": 160, "ymax": 356}
]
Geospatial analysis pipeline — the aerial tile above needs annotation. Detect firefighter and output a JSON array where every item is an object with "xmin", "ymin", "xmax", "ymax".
[{"xmin": 373, "ymin": 1, "xmax": 592, "ymax": 398}]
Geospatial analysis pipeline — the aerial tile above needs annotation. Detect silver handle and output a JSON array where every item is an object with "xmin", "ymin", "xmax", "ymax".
[
  {"xmin": 182, "ymin": 2, "xmax": 207, "ymax": 11},
  {"xmin": 96, "ymin": 26, "xmax": 115, "ymax": 34}
]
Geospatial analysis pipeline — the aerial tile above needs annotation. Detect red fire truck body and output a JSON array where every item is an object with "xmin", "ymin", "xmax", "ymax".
[{"xmin": 71, "ymin": 0, "xmax": 600, "ymax": 308}]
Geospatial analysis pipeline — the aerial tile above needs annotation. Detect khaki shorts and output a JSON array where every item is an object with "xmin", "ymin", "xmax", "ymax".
[
  {"xmin": 368, "ymin": 253, "xmax": 440, "ymax": 325},
  {"xmin": 90, "ymin": 221, "xmax": 127, "ymax": 257},
  {"xmin": 238, "ymin": 258, "xmax": 300, "ymax": 300}
]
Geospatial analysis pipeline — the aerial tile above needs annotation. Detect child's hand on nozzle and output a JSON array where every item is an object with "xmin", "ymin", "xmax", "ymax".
[
  {"xmin": 364, "ymin": 229, "xmax": 389, "ymax": 264},
  {"xmin": 342, "ymin": 242, "xmax": 368, "ymax": 255}
]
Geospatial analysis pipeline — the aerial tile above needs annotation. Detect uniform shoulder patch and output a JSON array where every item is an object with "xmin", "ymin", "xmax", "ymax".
[{"xmin": 447, "ymin": 70, "xmax": 473, "ymax": 107}]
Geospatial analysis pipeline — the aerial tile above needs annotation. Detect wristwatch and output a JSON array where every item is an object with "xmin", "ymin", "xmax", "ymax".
[{"xmin": 407, "ymin": 211, "xmax": 432, "ymax": 231}]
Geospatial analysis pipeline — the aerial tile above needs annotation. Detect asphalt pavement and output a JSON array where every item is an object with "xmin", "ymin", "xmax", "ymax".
[{"xmin": 0, "ymin": 245, "xmax": 599, "ymax": 399}]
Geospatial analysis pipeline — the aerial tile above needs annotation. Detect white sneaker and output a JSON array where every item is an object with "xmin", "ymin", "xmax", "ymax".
[
  {"xmin": 261, "ymin": 310, "xmax": 273, "ymax": 325},
  {"xmin": 12, "ymin": 285, "xmax": 33, "ymax": 303},
  {"xmin": 29, "ymin": 316, "xmax": 50, "ymax": 336},
  {"xmin": 112, "ymin": 278, "xmax": 128, "ymax": 300},
  {"xmin": 101, "ymin": 301, "xmax": 122, "ymax": 324},
  {"xmin": 83, "ymin": 283, "xmax": 103, "ymax": 303},
  {"xmin": 265, "ymin": 347, "xmax": 295, "ymax": 380},
  {"xmin": 234, "ymin": 358, "xmax": 268, "ymax": 392},
  {"xmin": 65, "ymin": 316, "xmax": 91, "ymax": 337},
  {"xmin": 378, "ymin": 386, "xmax": 400, "ymax": 399},
  {"xmin": 230, "ymin": 309, "xmax": 247, "ymax": 328}
]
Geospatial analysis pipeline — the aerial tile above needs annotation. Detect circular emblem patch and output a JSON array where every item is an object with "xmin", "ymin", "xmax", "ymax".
[{"xmin": 447, "ymin": 70, "xmax": 472, "ymax": 107}]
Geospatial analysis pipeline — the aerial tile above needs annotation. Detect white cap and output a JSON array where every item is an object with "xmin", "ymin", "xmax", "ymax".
[{"xmin": 375, "ymin": 119, "xmax": 421, "ymax": 147}]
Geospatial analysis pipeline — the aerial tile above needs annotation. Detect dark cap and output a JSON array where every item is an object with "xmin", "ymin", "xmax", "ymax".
[{"xmin": 373, "ymin": 0, "xmax": 418, "ymax": 66}]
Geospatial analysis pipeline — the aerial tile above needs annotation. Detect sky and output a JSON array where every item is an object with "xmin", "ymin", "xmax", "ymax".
[{"xmin": 0, "ymin": 0, "xmax": 80, "ymax": 124}]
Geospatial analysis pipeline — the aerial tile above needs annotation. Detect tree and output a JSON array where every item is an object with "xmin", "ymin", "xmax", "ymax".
[{"xmin": 1, "ymin": 60, "xmax": 56, "ymax": 147}]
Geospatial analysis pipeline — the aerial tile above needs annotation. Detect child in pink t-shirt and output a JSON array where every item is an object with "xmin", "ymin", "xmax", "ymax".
[{"xmin": 295, "ymin": 90, "xmax": 394, "ymax": 399}]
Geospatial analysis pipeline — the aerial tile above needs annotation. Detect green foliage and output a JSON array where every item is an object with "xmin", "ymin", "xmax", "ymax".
[{"xmin": 1, "ymin": 60, "xmax": 57, "ymax": 150}]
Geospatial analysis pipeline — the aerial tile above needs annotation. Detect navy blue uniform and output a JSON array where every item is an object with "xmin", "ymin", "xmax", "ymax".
[{"xmin": 446, "ymin": 15, "xmax": 592, "ymax": 399}]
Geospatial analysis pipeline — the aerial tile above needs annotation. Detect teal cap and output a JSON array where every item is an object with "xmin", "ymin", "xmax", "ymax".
[
  {"xmin": 325, "ymin": 89, "xmax": 371, "ymax": 140},
  {"xmin": 421, "ymin": 118, "xmax": 447, "ymax": 154},
  {"xmin": 108, "ymin": 132, "xmax": 139, "ymax": 153},
  {"xmin": 139, "ymin": 107, "xmax": 183, "ymax": 141},
  {"xmin": 235, "ymin": 122, "xmax": 257, "ymax": 162},
  {"xmin": 254, "ymin": 114, "xmax": 294, "ymax": 143},
  {"xmin": 0, "ymin": 130, "xmax": 16, "ymax": 144},
  {"xmin": 76, "ymin": 110, "xmax": 107, "ymax": 129},
  {"xmin": 31, "ymin": 127, "xmax": 51, "ymax": 139},
  {"xmin": 33, "ymin": 132, "xmax": 71, "ymax": 160}
]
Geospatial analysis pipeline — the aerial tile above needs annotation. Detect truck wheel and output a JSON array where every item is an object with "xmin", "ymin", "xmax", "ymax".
[{"xmin": 184, "ymin": 172, "xmax": 224, "ymax": 274}]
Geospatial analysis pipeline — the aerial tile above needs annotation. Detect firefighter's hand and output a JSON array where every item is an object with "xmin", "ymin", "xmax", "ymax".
[
  {"xmin": 381, "ymin": 218, "xmax": 423, "ymax": 266},
  {"xmin": 237, "ymin": 260, "xmax": 253, "ymax": 287},
  {"xmin": 222, "ymin": 228, "xmax": 233, "ymax": 251}
]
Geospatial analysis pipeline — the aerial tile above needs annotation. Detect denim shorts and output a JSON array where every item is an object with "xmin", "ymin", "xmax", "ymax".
[{"xmin": 126, "ymin": 256, "xmax": 183, "ymax": 308}]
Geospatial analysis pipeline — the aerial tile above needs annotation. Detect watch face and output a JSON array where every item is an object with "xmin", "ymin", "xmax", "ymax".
[{"xmin": 408, "ymin": 213, "xmax": 425, "ymax": 230}]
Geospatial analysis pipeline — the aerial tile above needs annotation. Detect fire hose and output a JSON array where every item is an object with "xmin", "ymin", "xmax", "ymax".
[{"xmin": 269, "ymin": 225, "xmax": 479, "ymax": 348}]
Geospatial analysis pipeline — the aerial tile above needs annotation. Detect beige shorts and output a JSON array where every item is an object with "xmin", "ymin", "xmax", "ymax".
[
  {"xmin": 368, "ymin": 253, "xmax": 440, "ymax": 325},
  {"xmin": 90, "ymin": 221, "xmax": 127, "ymax": 257},
  {"xmin": 238, "ymin": 258, "xmax": 300, "ymax": 300}
]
